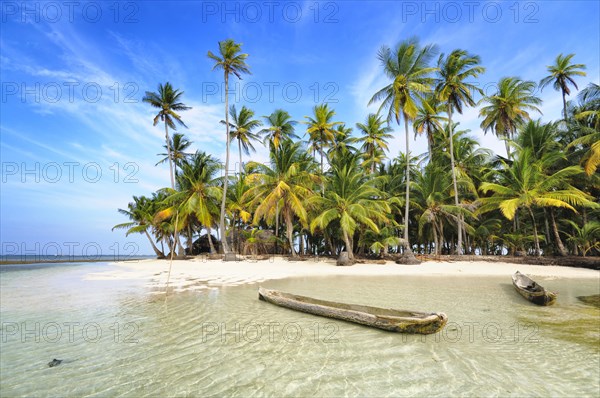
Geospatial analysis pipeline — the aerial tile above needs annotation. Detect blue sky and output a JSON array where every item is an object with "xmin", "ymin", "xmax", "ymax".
[{"xmin": 1, "ymin": 0, "xmax": 598, "ymax": 257}]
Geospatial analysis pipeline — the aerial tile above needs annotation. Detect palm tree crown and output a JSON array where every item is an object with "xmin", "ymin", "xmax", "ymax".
[
  {"xmin": 223, "ymin": 105, "xmax": 262, "ymax": 172},
  {"xmin": 261, "ymin": 109, "xmax": 299, "ymax": 150},
  {"xmin": 479, "ymin": 77, "xmax": 542, "ymax": 157},
  {"xmin": 539, "ymin": 53, "xmax": 586, "ymax": 120},
  {"xmin": 355, "ymin": 113, "xmax": 393, "ymax": 173},
  {"xmin": 142, "ymin": 82, "xmax": 191, "ymax": 189},
  {"xmin": 304, "ymin": 104, "xmax": 342, "ymax": 173}
]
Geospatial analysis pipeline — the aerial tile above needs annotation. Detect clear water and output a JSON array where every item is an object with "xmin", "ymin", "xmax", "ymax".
[{"xmin": 1, "ymin": 263, "xmax": 599, "ymax": 397}]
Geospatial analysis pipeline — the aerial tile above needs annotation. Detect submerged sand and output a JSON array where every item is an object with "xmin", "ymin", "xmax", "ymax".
[{"xmin": 85, "ymin": 256, "xmax": 600, "ymax": 294}]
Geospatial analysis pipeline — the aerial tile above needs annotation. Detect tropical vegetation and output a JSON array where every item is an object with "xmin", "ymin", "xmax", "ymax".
[{"xmin": 115, "ymin": 39, "xmax": 599, "ymax": 259}]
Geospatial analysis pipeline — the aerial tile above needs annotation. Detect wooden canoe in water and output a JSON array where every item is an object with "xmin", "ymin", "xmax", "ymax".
[
  {"xmin": 258, "ymin": 287, "xmax": 447, "ymax": 334},
  {"xmin": 512, "ymin": 271, "xmax": 557, "ymax": 306}
]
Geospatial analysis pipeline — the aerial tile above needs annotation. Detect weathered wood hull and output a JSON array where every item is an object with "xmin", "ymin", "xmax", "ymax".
[
  {"xmin": 258, "ymin": 287, "xmax": 447, "ymax": 334},
  {"xmin": 512, "ymin": 271, "xmax": 557, "ymax": 306}
]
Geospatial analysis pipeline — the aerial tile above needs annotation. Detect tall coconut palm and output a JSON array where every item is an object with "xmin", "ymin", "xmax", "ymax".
[
  {"xmin": 539, "ymin": 53, "xmax": 586, "ymax": 120},
  {"xmin": 436, "ymin": 49, "xmax": 485, "ymax": 255},
  {"xmin": 369, "ymin": 38, "xmax": 437, "ymax": 256},
  {"xmin": 413, "ymin": 95, "xmax": 447, "ymax": 158},
  {"xmin": 479, "ymin": 149, "xmax": 596, "ymax": 255},
  {"xmin": 208, "ymin": 39, "xmax": 250, "ymax": 255},
  {"xmin": 310, "ymin": 158, "xmax": 390, "ymax": 259},
  {"xmin": 155, "ymin": 132, "xmax": 193, "ymax": 171},
  {"xmin": 143, "ymin": 82, "xmax": 191, "ymax": 189},
  {"xmin": 244, "ymin": 141, "xmax": 318, "ymax": 257},
  {"xmin": 304, "ymin": 104, "xmax": 342, "ymax": 174},
  {"xmin": 355, "ymin": 113, "xmax": 394, "ymax": 174},
  {"xmin": 260, "ymin": 109, "xmax": 299, "ymax": 151},
  {"xmin": 222, "ymin": 105, "xmax": 262, "ymax": 174},
  {"xmin": 143, "ymin": 82, "xmax": 191, "ymax": 257},
  {"xmin": 113, "ymin": 195, "xmax": 165, "ymax": 258},
  {"xmin": 479, "ymin": 77, "xmax": 542, "ymax": 158}
]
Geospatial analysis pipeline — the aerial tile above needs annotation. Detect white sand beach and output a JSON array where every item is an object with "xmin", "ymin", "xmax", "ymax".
[{"xmin": 86, "ymin": 257, "xmax": 600, "ymax": 293}]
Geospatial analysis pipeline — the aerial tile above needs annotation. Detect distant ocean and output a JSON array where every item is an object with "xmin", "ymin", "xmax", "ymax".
[{"xmin": 0, "ymin": 255, "xmax": 155, "ymax": 270}]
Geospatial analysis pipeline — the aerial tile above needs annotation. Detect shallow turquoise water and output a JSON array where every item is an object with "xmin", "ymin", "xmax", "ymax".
[{"xmin": 1, "ymin": 263, "xmax": 599, "ymax": 397}]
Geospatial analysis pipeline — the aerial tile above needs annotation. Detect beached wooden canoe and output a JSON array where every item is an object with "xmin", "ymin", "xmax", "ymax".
[
  {"xmin": 512, "ymin": 271, "xmax": 557, "ymax": 306},
  {"xmin": 258, "ymin": 287, "xmax": 447, "ymax": 334}
]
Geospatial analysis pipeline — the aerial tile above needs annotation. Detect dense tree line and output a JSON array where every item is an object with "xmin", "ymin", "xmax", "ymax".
[{"xmin": 114, "ymin": 39, "xmax": 600, "ymax": 259}]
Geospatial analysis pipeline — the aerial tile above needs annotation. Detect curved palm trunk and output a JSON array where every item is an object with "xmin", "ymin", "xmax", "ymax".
[
  {"xmin": 206, "ymin": 227, "xmax": 216, "ymax": 254},
  {"xmin": 501, "ymin": 128, "xmax": 511, "ymax": 159},
  {"xmin": 562, "ymin": 90, "xmax": 568, "ymax": 121},
  {"xmin": 342, "ymin": 229, "xmax": 353, "ymax": 260},
  {"xmin": 549, "ymin": 208, "xmax": 568, "ymax": 256},
  {"xmin": 164, "ymin": 121, "xmax": 183, "ymax": 257},
  {"xmin": 528, "ymin": 207, "xmax": 541, "ymax": 256},
  {"xmin": 164, "ymin": 123, "xmax": 176, "ymax": 189},
  {"xmin": 427, "ymin": 132, "xmax": 434, "ymax": 162},
  {"xmin": 187, "ymin": 225, "xmax": 193, "ymax": 254},
  {"xmin": 220, "ymin": 72, "xmax": 231, "ymax": 254},
  {"xmin": 238, "ymin": 139, "xmax": 243, "ymax": 178},
  {"xmin": 403, "ymin": 117, "xmax": 413, "ymax": 254},
  {"xmin": 285, "ymin": 210, "xmax": 296, "ymax": 257},
  {"xmin": 370, "ymin": 152, "xmax": 375, "ymax": 174},
  {"xmin": 432, "ymin": 226, "xmax": 439, "ymax": 256},
  {"xmin": 447, "ymin": 109, "xmax": 463, "ymax": 255},
  {"xmin": 144, "ymin": 230, "xmax": 165, "ymax": 258}
]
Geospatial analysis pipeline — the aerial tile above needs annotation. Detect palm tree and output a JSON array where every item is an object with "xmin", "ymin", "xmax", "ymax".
[
  {"xmin": 304, "ymin": 104, "xmax": 342, "ymax": 174},
  {"xmin": 479, "ymin": 149, "xmax": 596, "ymax": 255},
  {"xmin": 539, "ymin": 53, "xmax": 586, "ymax": 120},
  {"xmin": 244, "ymin": 140, "xmax": 318, "ymax": 257},
  {"xmin": 564, "ymin": 220, "xmax": 600, "ymax": 257},
  {"xmin": 479, "ymin": 77, "xmax": 542, "ymax": 158},
  {"xmin": 143, "ymin": 82, "xmax": 191, "ymax": 189},
  {"xmin": 329, "ymin": 124, "xmax": 357, "ymax": 155},
  {"xmin": 413, "ymin": 95, "xmax": 447, "ymax": 158},
  {"xmin": 260, "ymin": 109, "xmax": 299, "ymax": 151},
  {"xmin": 143, "ymin": 82, "xmax": 191, "ymax": 257},
  {"xmin": 369, "ymin": 38, "xmax": 437, "ymax": 256},
  {"xmin": 156, "ymin": 132, "xmax": 193, "ymax": 171},
  {"xmin": 414, "ymin": 164, "xmax": 464, "ymax": 255},
  {"xmin": 355, "ymin": 113, "xmax": 394, "ymax": 174},
  {"xmin": 436, "ymin": 49, "xmax": 485, "ymax": 255},
  {"xmin": 310, "ymin": 157, "xmax": 390, "ymax": 259},
  {"xmin": 222, "ymin": 105, "xmax": 262, "ymax": 174},
  {"xmin": 208, "ymin": 39, "xmax": 251, "ymax": 255},
  {"xmin": 179, "ymin": 152, "xmax": 221, "ymax": 253},
  {"xmin": 113, "ymin": 195, "xmax": 165, "ymax": 258},
  {"xmin": 568, "ymin": 83, "xmax": 600, "ymax": 176}
]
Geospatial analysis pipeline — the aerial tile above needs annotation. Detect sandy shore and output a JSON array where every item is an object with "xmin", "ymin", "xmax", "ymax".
[{"xmin": 85, "ymin": 256, "xmax": 599, "ymax": 293}]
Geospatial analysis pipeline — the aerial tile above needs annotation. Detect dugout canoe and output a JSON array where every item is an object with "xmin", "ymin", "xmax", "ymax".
[
  {"xmin": 512, "ymin": 271, "xmax": 557, "ymax": 306},
  {"xmin": 258, "ymin": 287, "xmax": 447, "ymax": 334}
]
